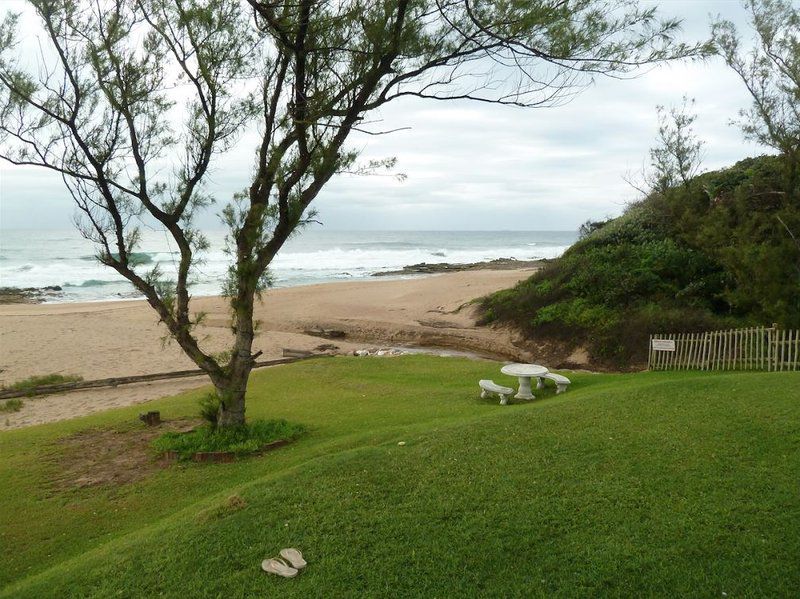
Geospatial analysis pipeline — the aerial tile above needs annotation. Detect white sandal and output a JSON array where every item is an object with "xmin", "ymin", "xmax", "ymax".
[
  {"xmin": 261, "ymin": 557, "xmax": 298, "ymax": 578},
  {"xmin": 280, "ymin": 548, "xmax": 307, "ymax": 570}
]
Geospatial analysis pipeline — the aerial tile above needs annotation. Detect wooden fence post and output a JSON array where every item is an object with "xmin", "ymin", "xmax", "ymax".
[{"xmin": 780, "ymin": 329, "xmax": 786, "ymax": 371}]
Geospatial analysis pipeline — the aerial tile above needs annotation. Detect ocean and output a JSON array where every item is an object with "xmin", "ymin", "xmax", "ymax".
[{"xmin": 0, "ymin": 229, "xmax": 576, "ymax": 303}]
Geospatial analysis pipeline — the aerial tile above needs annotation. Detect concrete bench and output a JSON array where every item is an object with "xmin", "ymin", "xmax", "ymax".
[
  {"xmin": 536, "ymin": 372, "xmax": 571, "ymax": 394},
  {"xmin": 479, "ymin": 379, "xmax": 514, "ymax": 405}
]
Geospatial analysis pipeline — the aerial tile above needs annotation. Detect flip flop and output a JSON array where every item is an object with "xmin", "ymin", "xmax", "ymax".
[
  {"xmin": 279, "ymin": 548, "xmax": 307, "ymax": 570},
  {"xmin": 261, "ymin": 557, "xmax": 298, "ymax": 578}
]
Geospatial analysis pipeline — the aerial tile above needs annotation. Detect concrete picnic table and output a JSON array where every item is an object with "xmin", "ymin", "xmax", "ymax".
[{"xmin": 500, "ymin": 363, "xmax": 549, "ymax": 400}]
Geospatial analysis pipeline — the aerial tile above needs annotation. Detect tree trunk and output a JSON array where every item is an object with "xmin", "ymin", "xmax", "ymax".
[
  {"xmin": 215, "ymin": 376, "xmax": 249, "ymax": 428},
  {"xmin": 787, "ymin": 154, "xmax": 798, "ymax": 203},
  {"xmin": 214, "ymin": 347, "xmax": 257, "ymax": 427},
  {"xmin": 215, "ymin": 282, "xmax": 257, "ymax": 428}
]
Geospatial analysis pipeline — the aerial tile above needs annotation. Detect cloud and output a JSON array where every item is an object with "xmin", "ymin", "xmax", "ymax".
[{"xmin": 0, "ymin": 0, "xmax": 768, "ymax": 231}]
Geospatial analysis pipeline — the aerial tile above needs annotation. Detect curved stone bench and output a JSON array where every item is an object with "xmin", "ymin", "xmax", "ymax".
[
  {"xmin": 479, "ymin": 379, "xmax": 514, "ymax": 405},
  {"xmin": 536, "ymin": 372, "xmax": 571, "ymax": 394}
]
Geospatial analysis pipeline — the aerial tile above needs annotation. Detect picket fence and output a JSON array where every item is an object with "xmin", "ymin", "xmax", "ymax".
[{"xmin": 648, "ymin": 326, "xmax": 800, "ymax": 371}]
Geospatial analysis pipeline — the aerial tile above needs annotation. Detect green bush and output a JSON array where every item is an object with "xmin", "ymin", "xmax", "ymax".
[
  {"xmin": 152, "ymin": 419, "xmax": 306, "ymax": 461},
  {"xmin": 480, "ymin": 155, "xmax": 799, "ymax": 366}
]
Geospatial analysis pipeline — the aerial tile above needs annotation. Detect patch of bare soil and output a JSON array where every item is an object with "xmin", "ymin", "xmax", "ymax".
[{"xmin": 48, "ymin": 418, "xmax": 201, "ymax": 491}]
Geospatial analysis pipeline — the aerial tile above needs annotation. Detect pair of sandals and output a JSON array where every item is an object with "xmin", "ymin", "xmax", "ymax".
[{"xmin": 262, "ymin": 548, "xmax": 307, "ymax": 578}]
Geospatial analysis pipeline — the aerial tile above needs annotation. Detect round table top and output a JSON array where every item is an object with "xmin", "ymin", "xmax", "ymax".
[{"xmin": 501, "ymin": 363, "xmax": 549, "ymax": 377}]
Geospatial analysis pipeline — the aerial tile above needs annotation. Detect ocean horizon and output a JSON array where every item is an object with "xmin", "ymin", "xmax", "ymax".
[{"xmin": 0, "ymin": 229, "xmax": 577, "ymax": 303}]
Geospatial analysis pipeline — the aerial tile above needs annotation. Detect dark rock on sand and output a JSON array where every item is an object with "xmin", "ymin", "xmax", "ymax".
[
  {"xmin": 372, "ymin": 258, "xmax": 543, "ymax": 277},
  {"xmin": 0, "ymin": 286, "xmax": 64, "ymax": 304}
]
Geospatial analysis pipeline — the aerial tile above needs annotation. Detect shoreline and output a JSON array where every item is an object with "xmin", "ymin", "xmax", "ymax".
[
  {"xmin": 0, "ymin": 258, "xmax": 546, "ymax": 306},
  {"xmin": 1, "ymin": 266, "xmax": 580, "ymax": 430}
]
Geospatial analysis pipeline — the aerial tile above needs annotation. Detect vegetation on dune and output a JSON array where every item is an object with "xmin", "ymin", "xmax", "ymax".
[
  {"xmin": 480, "ymin": 154, "xmax": 800, "ymax": 366},
  {"xmin": 0, "ymin": 357, "xmax": 798, "ymax": 597},
  {"xmin": 482, "ymin": 0, "xmax": 799, "ymax": 368}
]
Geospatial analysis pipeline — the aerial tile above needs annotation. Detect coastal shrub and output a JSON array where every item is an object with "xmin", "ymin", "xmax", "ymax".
[
  {"xmin": 481, "ymin": 155, "xmax": 799, "ymax": 366},
  {"xmin": 577, "ymin": 217, "xmax": 612, "ymax": 239},
  {"xmin": 152, "ymin": 419, "xmax": 305, "ymax": 461},
  {"xmin": 6, "ymin": 374, "xmax": 83, "ymax": 395},
  {"xmin": 0, "ymin": 398, "xmax": 23, "ymax": 413}
]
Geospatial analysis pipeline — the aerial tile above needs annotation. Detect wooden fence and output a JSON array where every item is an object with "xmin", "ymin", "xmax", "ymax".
[{"xmin": 648, "ymin": 326, "xmax": 800, "ymax": 371}]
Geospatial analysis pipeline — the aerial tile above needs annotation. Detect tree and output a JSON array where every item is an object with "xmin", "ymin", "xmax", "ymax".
[
  {"xmin": 648, "ymin": 96, "xmax": 705, "ymax": 194},
  {"xmin": 623, "ymin": 96, "xmax": 704, "ymax": 198},
  {"xmin": 712, "ymin": 0, "xmax": 800, "ymax": 199},
  {"xmin": 0, "ymin": 0, "xmax": 706, "ymax": 428},
  {"xmin": 578, "ymin": 217, "xmax": 612, "ymax": 240}
]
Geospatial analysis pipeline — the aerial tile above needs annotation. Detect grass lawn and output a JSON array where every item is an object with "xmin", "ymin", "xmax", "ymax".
[{"xmin": 1, "ymin": 356, "xmax": 798, "ymax": 597}]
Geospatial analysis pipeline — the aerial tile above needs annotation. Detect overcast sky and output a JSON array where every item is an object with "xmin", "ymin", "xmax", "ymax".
[{"xmin": 0, "ymin": 1, "xmax": 766, "ymax": 231}]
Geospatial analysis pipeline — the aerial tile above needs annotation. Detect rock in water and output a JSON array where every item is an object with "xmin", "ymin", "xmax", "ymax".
[{"xmin": 0, "ymin": 286, "xmax": 64, "ymax": 304}]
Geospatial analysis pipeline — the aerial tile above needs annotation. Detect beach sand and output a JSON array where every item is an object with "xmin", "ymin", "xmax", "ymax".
[{"xmin": 0, "ymin": 268, "xmax": 545, "ymax": 429}]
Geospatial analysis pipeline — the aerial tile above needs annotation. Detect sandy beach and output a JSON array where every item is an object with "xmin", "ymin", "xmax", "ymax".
[{"xmin": 0, "ymin": 268, "xmax": 550, "ymax": 429}]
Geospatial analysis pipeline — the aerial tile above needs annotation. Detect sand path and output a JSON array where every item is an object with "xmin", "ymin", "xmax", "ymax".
[{"xmin": 0, "ymin": 269, "xmax": 537, "ymax": 429}]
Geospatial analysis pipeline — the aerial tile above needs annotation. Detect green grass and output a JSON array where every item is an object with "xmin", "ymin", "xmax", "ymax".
[
  {"xmin": 4, "ymin": 373, "xmax": 83, "ymax": 394},
  {"xmin": 152, "ymin": 419, "xmax": 306, "ymax": 460},
  {"xmin": 0, "ymin": 399, "xmax": 23, "ymax": 413},
  {"xmin": 0, "ymin": 356, "xmax": 798, "ymax": 597}
]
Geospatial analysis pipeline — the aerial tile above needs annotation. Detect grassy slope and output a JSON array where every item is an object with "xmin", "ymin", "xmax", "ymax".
[{"xmin": 1, "ymin": 356, "xmax": 799, "ymax": 597}]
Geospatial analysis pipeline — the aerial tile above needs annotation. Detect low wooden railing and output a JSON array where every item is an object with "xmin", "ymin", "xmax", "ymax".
[
  {"xmin": 648, "ymin": 326, "xmax": 799, "ymax": 371},
  {"xmin": 0, "ymin": 354, "xmax": 328, "ymax": 400}
]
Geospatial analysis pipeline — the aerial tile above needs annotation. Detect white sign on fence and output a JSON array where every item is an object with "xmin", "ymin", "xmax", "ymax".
[{"xmin": 652, "ymin": 339, "xmax": 676, "ymax": 352}]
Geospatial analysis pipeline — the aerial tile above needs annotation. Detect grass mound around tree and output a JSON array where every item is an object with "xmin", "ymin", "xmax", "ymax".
[{"xmin": 152, "ymin": 419, "xmax": 305, "ymax": 460}]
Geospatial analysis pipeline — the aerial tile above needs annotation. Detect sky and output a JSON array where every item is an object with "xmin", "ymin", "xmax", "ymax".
[{"xmin": 0, "ymin": 0, "xmax": 766, "ymax": 231}]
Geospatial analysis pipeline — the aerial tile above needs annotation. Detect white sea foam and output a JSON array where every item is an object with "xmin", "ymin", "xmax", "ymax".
[{"xmin": 0, "ymin": 229, "xmax": 576, "ymax": 302}]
